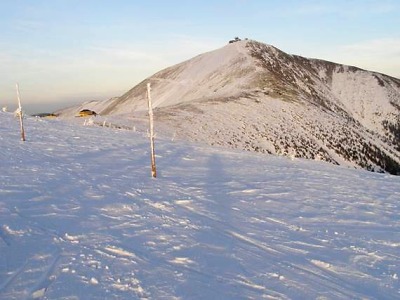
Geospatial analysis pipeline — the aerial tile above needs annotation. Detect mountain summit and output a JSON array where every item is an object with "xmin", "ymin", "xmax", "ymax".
[{"xmin": 58, "ymin": 39, "xmax": 400, "ymax": 174}]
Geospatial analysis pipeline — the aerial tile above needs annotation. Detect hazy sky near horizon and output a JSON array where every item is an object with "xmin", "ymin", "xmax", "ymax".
[{"xmin": 1, "ymin": 0, "xmax": 399, "ymax": 113}]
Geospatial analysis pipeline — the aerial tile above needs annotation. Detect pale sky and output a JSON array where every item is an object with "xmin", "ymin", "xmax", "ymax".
[{"xmin": 1, "ymin": 0, "xmax": 399, "ymax": 113}]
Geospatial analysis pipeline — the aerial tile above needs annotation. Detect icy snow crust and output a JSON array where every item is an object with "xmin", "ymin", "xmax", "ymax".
[{"xmin": 1, "ymin": 112, "xmax": 399, "ymax": 299}]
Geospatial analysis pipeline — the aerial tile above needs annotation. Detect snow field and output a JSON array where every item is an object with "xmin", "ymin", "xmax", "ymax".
[{"xmin": 0, "ymin": 112, "xmax": 399, "ymax": 299}]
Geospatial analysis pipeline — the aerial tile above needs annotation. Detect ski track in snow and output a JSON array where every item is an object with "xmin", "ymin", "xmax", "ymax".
[{"xmin": 0, "ymin": 113, "xmax": 399, "ymax": 299}]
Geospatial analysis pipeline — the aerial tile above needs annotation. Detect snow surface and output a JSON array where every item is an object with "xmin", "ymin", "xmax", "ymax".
[
  {"xmin": 1, "ymin": 112, "xmax": 400, "ymax": 299},
  {"xmin": 330, "ymin": 68, "xmax": 397, "ymax": 133}
]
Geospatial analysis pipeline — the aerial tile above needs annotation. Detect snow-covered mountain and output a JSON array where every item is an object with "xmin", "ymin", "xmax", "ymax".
[
  {"xmin": 57, "ymin": 39, "xmax": 400, "ymax": 174},
  {"xmin": 1, "ymin": 112, "xmax": 399, "ymax": 299}
]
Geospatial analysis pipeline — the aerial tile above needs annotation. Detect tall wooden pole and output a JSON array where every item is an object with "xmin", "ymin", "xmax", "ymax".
[
  {"xmin": 15, "ymin": 83, "xmax": 26, "ymax": 141},
  {"xmin": 147, "ymin": 83, "xmax": 157, "ymax": 178}
]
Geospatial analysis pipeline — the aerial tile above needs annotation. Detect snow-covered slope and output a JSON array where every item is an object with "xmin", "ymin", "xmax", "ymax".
[
  {"xmin": 56, "ymin": 40, "xmax": 400, "ymax": 174},
  {"xmin": 94, "ymin": 41, "xmax": 257, "ymax": 115},
  {"xmin": 1, "ymin": 112, "xmax": 400, "ymax": 299}
]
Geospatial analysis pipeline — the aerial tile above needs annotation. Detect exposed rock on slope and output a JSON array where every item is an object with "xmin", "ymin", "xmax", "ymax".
[{"xmin": 58, "ymin": 40, "xmax": 400, "ymax": 174}]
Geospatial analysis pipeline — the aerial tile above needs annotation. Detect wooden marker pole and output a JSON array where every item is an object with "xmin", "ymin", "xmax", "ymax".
[
  {"xmin": 15, "ymin": 83, "xmax": 26, "ymax": 141},
  {"xmin": 147, "ymin": 82, "xmax": 157, "ymax": 178}
]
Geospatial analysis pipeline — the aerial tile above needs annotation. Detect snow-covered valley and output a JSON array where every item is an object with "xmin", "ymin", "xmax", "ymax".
[{"xmin": 1, "ymin": 112, "xmax": 399, "ymax": 299}]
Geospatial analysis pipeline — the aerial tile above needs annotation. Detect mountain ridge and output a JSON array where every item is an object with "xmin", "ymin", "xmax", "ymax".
[{"xmin": 57, "ymin": 39, "xmax": 400, "ymax": 174}]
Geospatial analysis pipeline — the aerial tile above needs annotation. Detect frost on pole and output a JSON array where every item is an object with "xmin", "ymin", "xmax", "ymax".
[
  {"xmin": 147, "ymin": 82, "xmax": 157, "ymax": 178},
  {"xmin": 15, "ymin": 83, "xmax": 26, "ymax": 141}
]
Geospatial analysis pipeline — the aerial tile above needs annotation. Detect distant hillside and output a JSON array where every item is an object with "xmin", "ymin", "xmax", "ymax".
[{"xmin": 57, "ymin": 40, "xmax": 400, "ymax": 174}]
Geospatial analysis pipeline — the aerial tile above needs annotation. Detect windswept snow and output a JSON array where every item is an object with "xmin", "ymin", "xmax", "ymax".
[
  {"xmin": 0, "ymin": 112, "xmax": 399, "ymax": 299},
  {"xmin": 330, "ymin": 68, "xmax": 397, "ymax": 132}
]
